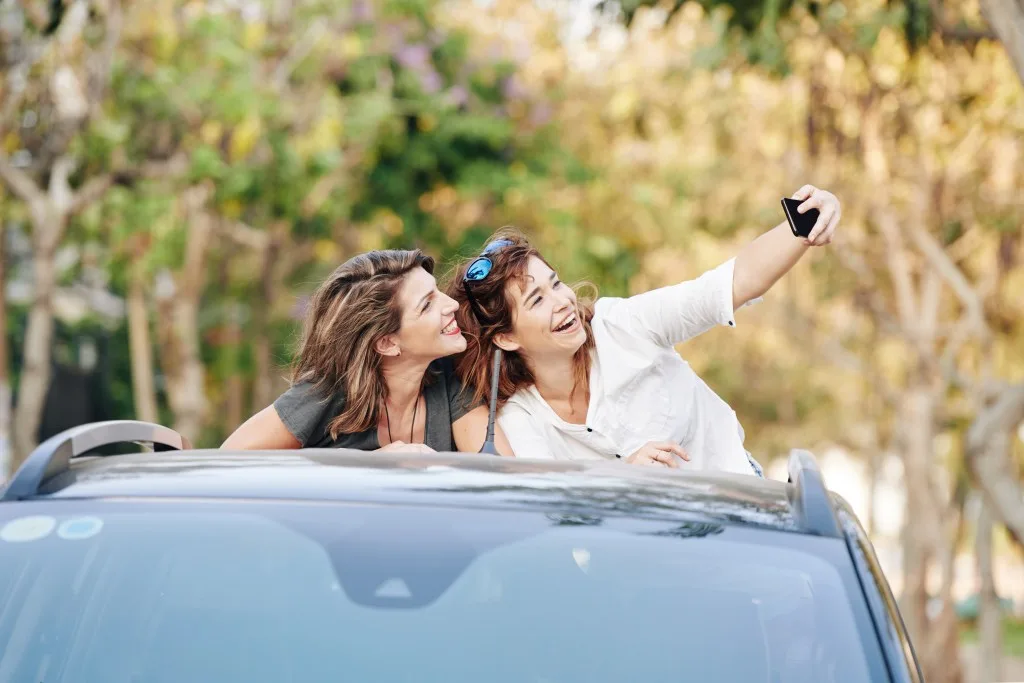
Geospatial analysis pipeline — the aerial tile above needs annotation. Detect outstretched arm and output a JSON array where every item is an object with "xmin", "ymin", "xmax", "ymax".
[
  {"xmin": 732, "ymin": 185, "xmax": 840, "ymax": 307},
  {"xmin": 222, "ymin": 405, "xmax": 301, "ymax": 449},
  {"xmin": 598, "ymin": 185, "xmax": 841, "ymax": 348}
]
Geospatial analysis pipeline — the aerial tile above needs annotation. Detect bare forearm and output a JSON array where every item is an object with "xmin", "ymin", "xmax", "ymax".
[{"xmin": 732, "ymin": 221, "xmax": 809, "ymax": 308}]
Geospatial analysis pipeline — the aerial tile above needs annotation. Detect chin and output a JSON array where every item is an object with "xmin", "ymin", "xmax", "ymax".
[
  {"xmin": 569, "ymin": 327, "xmax": 588, "ymax": 350},
  {"xmin": 444, "ymin": 335, "xmax": 468, "ymax": 354}
]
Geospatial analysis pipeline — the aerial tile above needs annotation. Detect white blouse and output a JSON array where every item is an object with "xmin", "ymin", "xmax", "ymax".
[{"xmin": 497, "ymin": 257, "xmax": 760, "ymax": 475}]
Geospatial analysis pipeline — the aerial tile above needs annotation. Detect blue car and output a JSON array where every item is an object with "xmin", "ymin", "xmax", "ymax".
[{"xmin": 0, "ymin": 420, "xmax": 923, "ymax": 682}]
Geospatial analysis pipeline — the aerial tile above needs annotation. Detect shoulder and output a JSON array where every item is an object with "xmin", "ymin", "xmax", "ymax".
[
  {"xmin": 591, "ymin": 297, "xmax": 627, "ymax": 327},
  {"xmin": 274, "ymin": 380, "xmax": 338, "ymax": 410},
  {"xmin": 500, "ymin": 388, "xmax": 546, "ymax": 420},
  {"xmin": 272, "ymin": 380, "xmax": 346, "ymax": 446},
  {"xmin": 497, "ymin": 400, "xmax": 538, "ymax": 431}
]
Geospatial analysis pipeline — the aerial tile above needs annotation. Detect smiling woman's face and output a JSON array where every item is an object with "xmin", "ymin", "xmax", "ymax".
[
  {"xmin": 391, "ymin": 267, "xmax": 467, "ymax": 360},
  {"xmin": 499, "ymin": 256, "xmax": 586, "ymax": 360}
]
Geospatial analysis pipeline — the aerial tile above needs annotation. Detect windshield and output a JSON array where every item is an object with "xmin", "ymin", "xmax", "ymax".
[{"xmin": 0, "ymin": 500, "xmax": 885, "ymax": 682}]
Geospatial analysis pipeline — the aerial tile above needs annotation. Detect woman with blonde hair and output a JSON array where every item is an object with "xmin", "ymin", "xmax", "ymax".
[{"xmin": 223, "ymin": 249, "xmax": 509, "ymax": 453}]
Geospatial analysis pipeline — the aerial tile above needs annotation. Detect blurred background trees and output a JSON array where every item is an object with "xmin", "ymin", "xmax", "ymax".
[{"xmin": 1, "ymin": 0, "xmax": 1021, "ymax": 680}]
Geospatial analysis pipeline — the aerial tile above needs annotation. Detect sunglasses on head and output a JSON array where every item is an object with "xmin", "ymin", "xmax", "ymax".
[{"xmin": 463, "ymin": 238, "xmax": 514, "ymax": 324}]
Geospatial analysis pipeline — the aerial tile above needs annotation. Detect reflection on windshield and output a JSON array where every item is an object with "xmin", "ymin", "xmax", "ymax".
[{"xmin": 0, "ymin": 501, "xmax": 878, "ymax": 683}]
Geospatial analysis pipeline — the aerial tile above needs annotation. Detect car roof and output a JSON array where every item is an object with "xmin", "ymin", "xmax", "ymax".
[{"xmin": 22, "ymin": 449, "xmax": 808, "ymax": 533}]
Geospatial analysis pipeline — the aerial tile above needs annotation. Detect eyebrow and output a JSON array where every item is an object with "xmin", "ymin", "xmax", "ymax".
[{"xmin": 523, "ymin": 272, "xmax": 557, "ymax": 304}]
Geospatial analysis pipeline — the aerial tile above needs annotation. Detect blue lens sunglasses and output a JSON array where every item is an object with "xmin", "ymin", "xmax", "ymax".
[
  {"xmin": 462, "ymin": 238, "xmax": 514, "ymax": 456},
  {"xmin": 462, "ymin": 238, "xmax": 513, "ymax": 325}
]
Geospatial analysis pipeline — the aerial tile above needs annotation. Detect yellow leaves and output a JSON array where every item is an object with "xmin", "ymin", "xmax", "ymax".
[
  {"xmin": 243, "ymin": 20, "xmax": 266, "ymax": 50},
  {"xmin": 602, "ymin": 89, "xmax": 634, "ymax": 122},
  {"xmin": 587, "ymin": 235, "xmax": 618, "ymax": 259},
  {"xmin": 870, "ymin": 27, "xmax": 909, "ymax": 88},
  {"xmin": 229, "ymin": 115, "xmax": 262, "ymax": 162},
  {"xmin": 340, "ymin": 34, "xmax": 364, "ymax": 59},
  {"xmin": 155, "ymin": 22, "xmax": 180, "ymax": 60},
  {"xmin": 220, "ymin": 199, "xmax": 243, "ymax": 219},
  {"xmin": 419, "ymin": 186, "xmax": 458, "ymax": 213},
  {"xmin": 824, "ymin": 48, "xmax": 845, "ymax": 75},
  {"xmin": 2, "ymin": 131, "xmax": 19, "ymax": 154},
  {"xmin": 359, "ymin": 229, "xmax": 385, "ymax": 252},
  {"xmin": 417, "ymin": 114, "xmax": 437, "ymax": 133},
  {"xmin": 368, "ymin": 209, "xmax": 404, "ymax": 237},
  {"xmin": 200, "ymin": 121, "xmax": 223, "ymax": 146},
  {"xmin": 504, "ymin": 188, "xmax": 525, "ymax": 208},
  {"xmin": 313, "ymin": 239, "xmax": 340, "ymax": 263},
  {"xmin": 295, "ymin": 115, "xmax": 344, "ymax": 161},
  {"xmin": 837, "ymin": 108, "xmax": 862, "ymax": 138},
  {"xmin": 757, "ymin": 131, "xmax": 786, "ymax": 159},
  {"xmin": 913, "ymin": 104, "xmax": 944, "ymax": 142}
]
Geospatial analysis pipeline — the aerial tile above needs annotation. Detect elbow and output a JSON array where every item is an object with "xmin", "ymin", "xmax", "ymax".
[{"xmin": 731, "ymin": 277, "xmax": 766, "ymax": 310}]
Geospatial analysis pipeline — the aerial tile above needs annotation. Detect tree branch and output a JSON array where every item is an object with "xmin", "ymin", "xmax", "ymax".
[
  {"xmin": 271, "ymin": 18, "xmax": 328, "ymax": 90},
  {"xmin": 68, "ymin": 153, "xmax": 189, "ymax": 214},
  {"xmin": 218, "ymin": 219, "xmax": 270, "ymax": 251},
  {"xmin": 909, "ymin": 226, "xmax": 990, "ymax": 341},
  {"xmin": 0, "ymin": 153, "xmax": 44, "ymax": 206},
  {"xmin": 965, "ymin": 382, "xmax": 1024, "ymax": 546},
  {"xmin": 86, "ymin": 0, "xmax": 124, "ymax": 120},
  {"xmin": 872, "ymin": 208, "xmax": 920, "ymax": 329},
  {"xmin": 15, "ymin": 0, "xmax": 49, "ymax": 32},
  {"xmin": 178, "ymin": 184, "xmax": 215, "ymax": 300},
  {"xmin": 979, "ymin": 0, "xmax": 1024, "ymax": 85}
]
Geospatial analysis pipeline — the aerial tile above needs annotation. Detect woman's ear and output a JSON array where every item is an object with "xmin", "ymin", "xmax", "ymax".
[
  {"xmin": 374, "ymin": 335, "xmax": 401, "ymax": 357},
  {"xmin": 493, "ymin": 332, "xmax": 520, "ymax": 353}
]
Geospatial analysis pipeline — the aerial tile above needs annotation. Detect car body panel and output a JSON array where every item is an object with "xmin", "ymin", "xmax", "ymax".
[{"xmin": 36, "ymin": 449, "xmax": 801, "ymax": 532}]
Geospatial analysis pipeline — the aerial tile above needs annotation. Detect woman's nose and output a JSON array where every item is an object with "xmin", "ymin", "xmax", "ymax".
[
  {"xmin": 553, "ymin": 290, "xmax": 573, "ymax": 309},
  {"xmin": 440, "ymin": 294, "xmax": 459, "ymax": 315}
]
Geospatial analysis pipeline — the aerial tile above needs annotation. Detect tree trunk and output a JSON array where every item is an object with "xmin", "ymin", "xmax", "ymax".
[
  {"xmin": 11, "ymin": 221, "xmax": 62, "ymax": 468},
  {"xmin": 865, "ymin": 443, "xmax": 880, "ymax": 537},
  {"xmin": 157, "ymin": 295, "xmax": 206, "ymax": 443},
  {"xmin": 127, "ymin": 261, "xmax": 158, "ymax": 423},
  {"xmin": 222, "ymin": 301, "xmax": 244, "ymax": 435},
  {"xmin": 922, "ymin": 490, "xmax": 965, "ymax": 683},
  {"xmin": 980, "ymin": 0, "xmax": 1024, "ymax": 86},
  {"xmin": 252, "ymin": 226, "xmax": 284, "ymax": 412},
  {"xmin": 154, "ymin": 185, "xmax": 213, "ymax": 444},
  {"xmin": 976, "ymin": 500, "xmax": 1003, "ymax": 683},
  {"xmin": 0, "ymin": 223, "xmax": 10, "ymax": 479},
  {"xmin": 899, "ymin": 383, "xmax": 939, "ymax": 643}
]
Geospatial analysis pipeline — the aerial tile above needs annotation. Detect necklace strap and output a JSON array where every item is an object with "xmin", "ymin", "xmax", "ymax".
[{"xmin": 384, "ymin": 396, "xmax": 421, "ymax": 446}]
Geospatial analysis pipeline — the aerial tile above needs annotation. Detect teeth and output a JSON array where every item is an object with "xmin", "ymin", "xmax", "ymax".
[
  {"xmin": 442, "ymin": 320, "xmax": 457, "ymax": 334},
  {"xmin": 554, "ymin": 314, "xmax": 576, "ymax": 332}
]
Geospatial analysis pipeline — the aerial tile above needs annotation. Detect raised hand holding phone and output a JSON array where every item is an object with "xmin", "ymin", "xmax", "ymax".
[{"xmin": 783, "ymin": 185, "xmax": 841, "ymax": 246}]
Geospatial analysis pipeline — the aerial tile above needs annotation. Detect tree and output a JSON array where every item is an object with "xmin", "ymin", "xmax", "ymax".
[
  {"xmin": 598, "ymin": 0, "xmax": 1024, "ymax": 84},
  {"xmin": 0, "ymin": 1, "xmax": 188, "ymax": 467}
]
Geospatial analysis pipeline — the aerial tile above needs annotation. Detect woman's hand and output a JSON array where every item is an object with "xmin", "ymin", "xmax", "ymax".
[
  {"xmin": 376, "ymin": 441, "xmax": 436, "ymax": 454},
  {"xmin": 792, "ymin": 185, "xmax": 841, "ymax": 246},
  {"xmin": 625, "ymin": 441, "xmax": 690, "ymax": 468}
]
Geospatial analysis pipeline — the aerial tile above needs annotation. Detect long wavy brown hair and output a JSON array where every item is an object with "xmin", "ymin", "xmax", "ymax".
[
  {"xmin": 292, "ymin": 249, "xmax": 434, "ymax": 438},
  {"xmin": 445, "ymin": 227, "xmax": 596, "ymax": 410}
]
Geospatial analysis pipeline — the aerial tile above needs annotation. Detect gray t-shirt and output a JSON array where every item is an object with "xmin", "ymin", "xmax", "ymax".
[{"xmin": 273, "ymin": 357, "xmax": 478, "ymax": 451}]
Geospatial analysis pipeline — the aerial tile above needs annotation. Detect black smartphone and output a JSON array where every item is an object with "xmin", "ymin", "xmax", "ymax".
[{"xmin": 782, "ymin": 198, "xmax": 819, "ymax": 238}]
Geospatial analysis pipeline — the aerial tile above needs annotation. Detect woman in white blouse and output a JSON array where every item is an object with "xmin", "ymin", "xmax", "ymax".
[{"xmin": 447, "ymin": 185, "xmax": 841, "ymax": 474}]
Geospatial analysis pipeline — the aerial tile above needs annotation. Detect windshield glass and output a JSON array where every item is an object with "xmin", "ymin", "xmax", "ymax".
[{"xmin": 0, "ymin": 500, "xmax": 884, "ymax": 682}]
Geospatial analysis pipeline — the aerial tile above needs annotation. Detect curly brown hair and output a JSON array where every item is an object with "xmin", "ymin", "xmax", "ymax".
[{"xmin": 444, "ymin": 227, "xmax": 596, "ymax": 410}]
